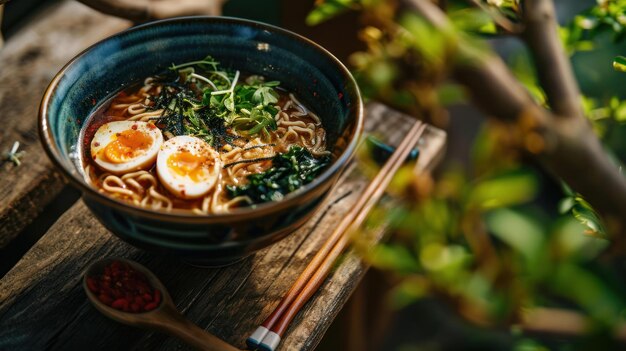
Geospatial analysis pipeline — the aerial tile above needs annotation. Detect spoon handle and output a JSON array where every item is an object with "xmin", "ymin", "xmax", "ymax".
[{"xmin": 157, "ymin": 307, "xmax": 241, "ymax": 351}]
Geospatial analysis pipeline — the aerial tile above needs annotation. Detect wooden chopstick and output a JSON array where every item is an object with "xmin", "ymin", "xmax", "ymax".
[{"xmin": 247, "ymin": 120, "xmax": 427, "ymax": 351}]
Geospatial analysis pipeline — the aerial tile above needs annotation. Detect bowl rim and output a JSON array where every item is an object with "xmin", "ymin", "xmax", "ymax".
[{"xmin": 39, "ymin": 16, "xmax": 363, "ymax": 224}]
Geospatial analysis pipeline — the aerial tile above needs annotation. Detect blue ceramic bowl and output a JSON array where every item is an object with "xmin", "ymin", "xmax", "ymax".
[{"xmin": 39, "ymin": 17, "xmax": 363, "ymax": 265}]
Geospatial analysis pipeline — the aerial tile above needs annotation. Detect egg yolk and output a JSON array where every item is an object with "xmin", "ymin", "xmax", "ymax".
[
  {"xmin": 102, "ymin": 129, "xmax": 153, "ymax": 163},
  {"xmin": 167, "ymin": 151, "xmax": 212, "ymax": 182}
]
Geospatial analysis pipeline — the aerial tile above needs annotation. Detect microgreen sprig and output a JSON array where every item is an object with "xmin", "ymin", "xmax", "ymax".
[
  {"xmin": 3, "ymin": 141, "xmax": 25, "ymax": 167},
  {"xmin": 190, "ymin": 73, "xmax": 218, "ymax": 90},
  {"xmin": 156, "ymin": 55, "xmax": 281, "ymax": 141},
  {"xmin": 169, "ymin": 56, "xmax": 219, "ymax": 71},
  {"xmin": 211, "ymin": 70, "xmax": 240, "ymax": 96}
]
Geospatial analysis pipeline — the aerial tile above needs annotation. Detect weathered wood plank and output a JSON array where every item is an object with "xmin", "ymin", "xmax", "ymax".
[
  {"xmin": 0, "ymin": 103, "xmax": 445, "ymax": 351},
  {"xmin": 0, "ymin": 0, "xmax": 128, "ymax": 248}
]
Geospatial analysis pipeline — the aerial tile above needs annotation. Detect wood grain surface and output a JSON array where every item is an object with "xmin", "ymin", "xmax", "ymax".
[
  {"xmin": 0, "ymin": 0, "xmax": 128, "ymax": 247},
  {"xmin": 0, "ymin": 102, "xmax": 445, "ymax": 351}
]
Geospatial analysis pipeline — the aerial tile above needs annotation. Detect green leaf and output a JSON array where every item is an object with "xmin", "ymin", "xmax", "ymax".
[
  {"xmin": 509, "ymin": 53, "xmax": 546, "ymax": 105},
  {"xmin": 558, "ymin": 187, "xmax": 607, "ymax": 238},
  {"xmin": 247, "ymin": 112, "xmax": 274, "ymax": 134},
  {"xmin": 449, "ymin": 8, "xmax": 496, "ymax": 34},
  {"xmin": 486, "ymin": 209, "xmax": 544, "ymax": 260},
  {"xmin": 615, "ymin": 101, "xmax": 626, "ymax": 121},
  {"xmin": 468, "ymin": 169, "xmax": 538, "ymax": 210},
  {"xmin": 551, "ymin": 263, "xmax": 624, "ymax": 324},
  {"xmin": 437, "ymin": 83, "xmax": 466, "ymax": 105},
  {"xmin": 252, "ymin": 86, "xmax": 278, "ymax": 105},
  {"xmin": 223, "ymin": 94, "xmax": 235, "ymax": 112},
  {"xmin": 553, "ymin": 217, "xmax": 608, "ymax": 260},
  {"xmin": 306, "ymin": 0, "xmax": 359, "ymax": 26},
  {"xmin": 512, "ymin": 339, "xmax": 550, "ymax": 351},
  {"xmin": 558, "ymin": 196, "xmax": 575, "ymax": 214},
  {"xmin": 370, "ymin": 244, "xmax": 419, "ymax": 272},
  {"xmin": 389, "ymin": 276, "xmax": 429, "ymax": 309},
  {"xmin": 563, "ymin": 1, "xmax": 626, "ymax": 55},
  {"xmin": 613, "ymin": 56, "xmax": 626, "ymax": 72},
  {"xmin": 365, "ymin": 59, "xmax": 398, "ymax": 88},
  {"xmin": 399, "ymin": 13, "xmax": 447, "ymax": 65},
  {"xmin": 419, "ymin": 243, "xmax": 469, "ymax": 274},
  {"xmin": 571, "ymin": 196, "xmax": 607, "ymax": 238}
]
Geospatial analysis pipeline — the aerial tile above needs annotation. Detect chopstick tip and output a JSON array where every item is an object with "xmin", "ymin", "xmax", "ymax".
[
  {"xmin": 246, "ymin": 326, "xmax": 269, "ymax": 349},
  {"xmin": 258, "ymin": 331, "xmax": 281, "ymax": 351}
]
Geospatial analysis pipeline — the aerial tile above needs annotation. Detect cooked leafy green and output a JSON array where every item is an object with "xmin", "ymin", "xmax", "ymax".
[{"xmin": 227, "ymin": 146, "xmax": 331, "ymax": 203}]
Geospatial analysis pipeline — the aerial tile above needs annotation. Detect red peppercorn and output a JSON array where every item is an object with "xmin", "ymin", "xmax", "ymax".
[
  {"xmin": 86, "ymin": 260, "xmax": 161, "ymax": 313},
  {"xmin": 98, "ymin": 294, "xmax": 113, "ymax": 305},
  {"xmin": 134, "ymin": 296, "xmax": 145, "ymax": 307},
  {"xmin": 130, "ymin": 303, "xmax": 140, "ymax": 312},
  {"xmin": 86, "ymin": 277, "xmax": 99, "ymax": 293},
  {"xmin": 153, "ymin": 289, "xmax": 161, "ymax": 303},
  {"xmin": 111, "ymin": 298, "xmax": 127, "ymax": 310},
  {"xmin": 143, "ymin": 293, "xmax": 152, "ymax": 302}
]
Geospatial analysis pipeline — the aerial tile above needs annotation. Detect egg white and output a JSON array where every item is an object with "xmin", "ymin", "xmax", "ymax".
[
  {"xmin": 90, "ymin": 121, "xmax": 163, "ymax": 174},
  {"xmin": 156, "ymin": 135, "xmax": 222, "ymax": 199}
]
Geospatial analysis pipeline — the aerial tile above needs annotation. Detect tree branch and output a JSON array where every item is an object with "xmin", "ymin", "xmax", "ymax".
[
  {"xmin": 517, "ymin": 1, "xmax": 626, "ymax": 233},
  {"xmin": 403, "ymin": 0, "xmax": 626, "ymax": 235},
  {"xmin": 405, "ymin": 0, "xmax": 449, "ymax": 28},
  {"xmin": 454, "ymin": 55, "xmax": 549, "ymax": 124},
  {"xmin": 76, "ymin": 0, "xmax": 225, "ymax": 22},
  {"xmin": 404, "ymin": 1, "xmax": 535, "ymax": 123},
  {"xmin": 522, "ymin": 0, "xmax": 583, "ymax": 118},
  {"xmin": 521, "ymin": 308, "xmax": 626, "ymax": 342}
]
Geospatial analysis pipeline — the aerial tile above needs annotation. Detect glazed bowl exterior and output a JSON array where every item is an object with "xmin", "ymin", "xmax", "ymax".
[{"xmin": 39, "ymin": 16, "xmax": 363, "ymax": 265}]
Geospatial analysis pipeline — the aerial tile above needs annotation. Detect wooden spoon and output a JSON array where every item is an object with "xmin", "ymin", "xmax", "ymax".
[{"xmin": 83, "ymin": 257, "xmax": 241, "ymax": 351}]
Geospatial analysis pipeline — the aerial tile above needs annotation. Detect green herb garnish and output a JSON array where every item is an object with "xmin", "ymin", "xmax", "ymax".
[
  {"xmin": 227, "ymin": 146, "xmax": 331, "ymax": 203},
  {"xmin": 150, "ymin": 55, "xmax": 281, "ymax": 143}
]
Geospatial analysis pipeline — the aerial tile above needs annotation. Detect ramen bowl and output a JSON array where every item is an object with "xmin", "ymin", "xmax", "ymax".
[{"xmin": 39, "ymin": 16, "xmax": 363, "ymax": 266}]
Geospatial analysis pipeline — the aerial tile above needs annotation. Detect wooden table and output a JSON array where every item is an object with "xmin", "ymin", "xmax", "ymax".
[{"xmin": 0, "ymin": 2, "xmax": 446, "ymax": 350}]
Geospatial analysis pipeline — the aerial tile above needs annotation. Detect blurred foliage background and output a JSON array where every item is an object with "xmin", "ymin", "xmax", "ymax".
[{"xmin": 303, "ymin": 0, "xmax": 626, "ymax": 350}]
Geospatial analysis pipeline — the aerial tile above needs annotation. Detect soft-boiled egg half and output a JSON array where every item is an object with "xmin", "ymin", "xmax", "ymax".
[
  {"xmin": 156, "ymin": 135, "xmax": 222, "ymax": 199},
  {"xmin": 91, "ymin": 121, "xmax": 163, "ymax": 174}
]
